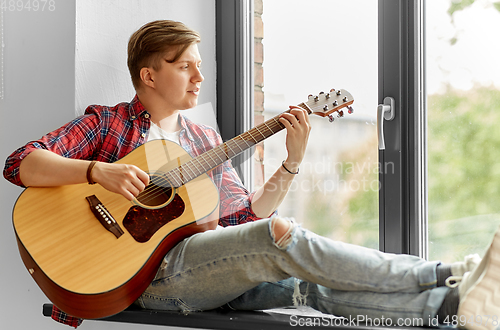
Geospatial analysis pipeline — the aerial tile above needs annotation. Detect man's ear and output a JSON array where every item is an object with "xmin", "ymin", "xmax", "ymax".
[{"xmin": 139, "ymin": 67, "xmax": 155, "ymax": 89}]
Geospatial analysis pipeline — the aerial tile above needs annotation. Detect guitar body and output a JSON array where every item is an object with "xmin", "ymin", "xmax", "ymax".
[{"xmin": 12, "ymin": 139, "xmax": 219, "ymax": 319}]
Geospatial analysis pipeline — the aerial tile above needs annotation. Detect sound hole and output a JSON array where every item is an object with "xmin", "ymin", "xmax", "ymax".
[{"xmin": 135, "ymin": 174, "xmax": 174, "ymax": 208}]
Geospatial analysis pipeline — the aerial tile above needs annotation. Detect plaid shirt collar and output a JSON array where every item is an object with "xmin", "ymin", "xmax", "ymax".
[
  {"xmin": 130, "ymin": 94, "xmax": 195, "ymax": 142},
  {"xmin": 178, "ymin": 113, "xmax": 196, "ymax": 142},
  {"xmin": 128, "ymin": 95, "xmax": 149, "ymax": 120}
]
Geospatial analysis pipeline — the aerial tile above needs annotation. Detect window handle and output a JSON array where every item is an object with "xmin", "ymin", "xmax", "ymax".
[{"xmin": 377, "ymin": 97, "xmax": 395, "ymax": 150}]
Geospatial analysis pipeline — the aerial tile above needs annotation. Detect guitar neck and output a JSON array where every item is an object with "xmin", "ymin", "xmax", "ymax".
[{"xmin": 166, "ymin": 102, "xmax": 311, "ymax": 187}]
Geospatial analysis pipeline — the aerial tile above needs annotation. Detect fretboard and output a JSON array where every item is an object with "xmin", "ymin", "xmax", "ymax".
[{"xmin": 165, "ymin": 103, "xmax": 309, "ymax": 187}]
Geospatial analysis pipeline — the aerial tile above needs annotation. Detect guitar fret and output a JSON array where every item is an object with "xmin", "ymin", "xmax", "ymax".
[
  {"xmin": 227, "ymin": 138, "xmax": 246, "ymax": 155},
  {"xmin": 238, "ymin": 137, "xmax": 251, "ymax": 149},
  {"xmin": 165, "ymin": 173, "xmax": 181, "ymax": 187},
  {"xmin": 217, "ymin": 145, "xmax": 230, "ymax": 162},
  {"xmin": 190, "ymin": 160, "xmax": 205, "ymax": 179},
  {"xmin": 176, "ymin": 166, "xmax": 187, "ymax": 184},
  {"xmin": 180, "ymin": 160, "xmax": 201, "ymax": 185},
  {"xmin": 176, "ymin": 169, "xmax": 186, "ymax": 184},
  {"xmin": 263, "ymin": 121, "xmax": 274, "ymax": 133},
  {"xmin": 211, "ymin": 147, "xmax": 226, "ymax": 163},
  {"xmin": 253, "ymin": 126, "xmax": 267, "ymax": 140},
  {"xmin": 205, "ymin": 152, "xmax": 218, "ymax": 168},
  {"xmin": 192, "ymin": 156, "xmax": 208, "ymax": 173},
  {"xmin": 201, "ymin": 154, "xmax": 213, "ymax": 171},
  {"xmin": 246, "ymin": 130, "xmax": 259, "ymax": 144},
  {"xmin": 180, "ymin": 162, "xmax": 196, "ymax": 181},
  {"xmin": 271, "ymin": 117, "xmax": 285, "ymax": 131},
  {"xmin": 193, "ymin": 155, "xmax": 208, "ymax": 174},
  {"xmin": 169, "ymin": 169, "xmax": 182, "ymax": 187},
  {"xmin": 225, "ymin": 140, "xmax": 239, "ymax": 158},
  {"xmin": 235, "ymin": 136, "xmax": 252, "ymax": 149},
  {"xmin": 220, "ymin": 143, "xmax": 232, "ymax": 159}
]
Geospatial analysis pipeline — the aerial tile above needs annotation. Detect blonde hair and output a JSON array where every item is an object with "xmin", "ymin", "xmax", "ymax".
[{"xmin": 127, "ymin": 20, "xmax": 201, "ymax": 90}]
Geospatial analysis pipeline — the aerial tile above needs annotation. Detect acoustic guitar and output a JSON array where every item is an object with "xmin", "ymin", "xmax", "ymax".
[{"xmin": 12, "ymin": 89, "xmax": 354, "ymax": 319}]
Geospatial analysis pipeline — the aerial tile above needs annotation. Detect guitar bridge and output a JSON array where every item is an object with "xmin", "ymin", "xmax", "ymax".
[{"xmin": 86, "ymin": 195, "xmax": 124, "ymax": 239}]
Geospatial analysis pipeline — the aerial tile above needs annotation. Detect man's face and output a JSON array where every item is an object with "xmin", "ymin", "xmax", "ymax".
[{"xmin": 150, "ymin": 43, "xmax": 204, "ymax": 111}]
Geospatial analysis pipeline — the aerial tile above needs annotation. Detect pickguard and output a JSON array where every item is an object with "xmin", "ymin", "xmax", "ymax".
[{"xmin": 122, "ymin": 194, "xmax": 185, "ymax": 243}]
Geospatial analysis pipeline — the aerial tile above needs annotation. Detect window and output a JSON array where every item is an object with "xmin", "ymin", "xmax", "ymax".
[
  {"xmin": 426, "ymin": 0, "xmax": 500, "ymax": 262},
  {"xmin": 259, "ymin": 0, "xmax": 379, "ymax": 249},
  {"xmin": 229, "ymin": 0, "xmax": 500, "ymax": 260}
]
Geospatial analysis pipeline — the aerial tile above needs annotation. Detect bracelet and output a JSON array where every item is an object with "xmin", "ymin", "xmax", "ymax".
[
  {"xmin": 87, "ymin": 160, "xmax": 97, "ymax": 185},
  {"xmin": 282, "ymin": 161, "xmax": 299, "ymax": 175}
]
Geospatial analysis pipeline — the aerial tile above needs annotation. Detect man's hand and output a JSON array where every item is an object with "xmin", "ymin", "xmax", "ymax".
[
  {"xmin": 91, "ymin": 162, "xmax": 150, "ymax": 201},
  {"xmin": 278, "ymin": 106, "xmax": 311, "ymax": 172}
]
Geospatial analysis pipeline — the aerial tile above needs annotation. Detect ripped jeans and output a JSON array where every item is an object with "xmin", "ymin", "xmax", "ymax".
[{"xmin": 135, "ymin": 217, "xmax": 448, "ymax": 326}]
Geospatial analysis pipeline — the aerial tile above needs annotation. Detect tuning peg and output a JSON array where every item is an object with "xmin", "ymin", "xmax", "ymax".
[
  {"xmin": 348, "ymin": 106, "xmax": 354, "ymax": 114},
  {"xmin": 343, "ymin": 96, "xmax": 349, "ymax": 102},
  {"xmin": 328, "ymin": 114, "xmax": 335, "ymax": 123},
  {"xmin": 333, "ymin": 100, "xmax": 338, "ymax": 106},
  {"xmin": 314, "ymin": 96, "xmax": 319, "ymax": 102},
  {"xmin": 325, "ymin": 93, "xmax": 331, "ymax": 99},
  {"xmin": 336, "ymin": 90, "xmax": 342, "ymax": 96},
  {"xmin": 338, "ymin": 110, "xmax": 344, "ymax": 118}
]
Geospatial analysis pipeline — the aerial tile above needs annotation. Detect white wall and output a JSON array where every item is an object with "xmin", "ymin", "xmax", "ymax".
[
  {"xmin": 0, "ymin": 1, "xmax": 215, "ymax": 329},
  {"xmin": 75, "ymin": 0, "xmax": 217, "ymax": 129}
]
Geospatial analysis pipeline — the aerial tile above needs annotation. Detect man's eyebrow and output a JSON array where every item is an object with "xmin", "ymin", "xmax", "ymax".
[{"xmin": 174, "ymin": 59, "xmax": 202, "ymax": 64}]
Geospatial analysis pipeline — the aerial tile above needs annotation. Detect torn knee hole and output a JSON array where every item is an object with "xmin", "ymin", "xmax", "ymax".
[{"xmin": 271, "ymin": 217, "xmax": 294, "ymax": 248}]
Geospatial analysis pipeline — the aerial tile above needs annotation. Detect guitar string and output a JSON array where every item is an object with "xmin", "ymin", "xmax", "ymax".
[
  {"xmin": 134, "ymin": 100, "xmax": 347, "ymax": 205},
  {"xmin": 135, "ymin": 105, "xmax": 353, "ymax": 206},
  {"xmin": 134, "ymin": 93, "xmax": 353, "ymax": 205},
  {"xmin": 134, "ymin": 116, "xmax": 285, "ymax": 205},
  {"xmin": 135, "ymin": 94, "xmax": 353, "ymax": 205}
]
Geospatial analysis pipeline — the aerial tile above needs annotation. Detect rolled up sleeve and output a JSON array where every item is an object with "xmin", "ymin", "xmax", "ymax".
[{"xmin": 3, "ymin": 114, "xmax": 100, "ymax": 187}]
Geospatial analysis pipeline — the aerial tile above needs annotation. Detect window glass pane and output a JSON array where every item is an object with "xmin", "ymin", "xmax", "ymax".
[
  {"xmin": 427, "ymin": 0, "xmax": 500, "ymax": 262},
  {"xmin": 260, "ymin": 0, "xmax": 378, "ymax": 249}
]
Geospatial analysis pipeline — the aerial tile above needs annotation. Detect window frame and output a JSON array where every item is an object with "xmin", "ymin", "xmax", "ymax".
[
  {"xmin": 378, "ymin": 0, "xmax": 427, "ymax": 257},
  {"xmin": 215, "ymin": 0, "xmax": 255, "ymax": 191}
]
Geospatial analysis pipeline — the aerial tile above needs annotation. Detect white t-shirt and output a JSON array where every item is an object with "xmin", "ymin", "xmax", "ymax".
[{"xmin": 147, "ymin": 122, "xmax": 181, "ymax": 144}]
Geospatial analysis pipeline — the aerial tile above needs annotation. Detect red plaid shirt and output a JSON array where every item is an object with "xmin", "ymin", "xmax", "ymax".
[{"xmin": 4, "ymin": 95, "xmax": 264, "ymax": 327}]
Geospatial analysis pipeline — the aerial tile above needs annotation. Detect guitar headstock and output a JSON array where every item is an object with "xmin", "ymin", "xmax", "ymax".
[{"xmin": 303, "ymin": 89, "xmax": 354, "ymax": 121}]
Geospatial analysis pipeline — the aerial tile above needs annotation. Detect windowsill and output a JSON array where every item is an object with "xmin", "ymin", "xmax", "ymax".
[{"xmin": 42, "ymin": 304, "xmax": 439, "ymax": 329}]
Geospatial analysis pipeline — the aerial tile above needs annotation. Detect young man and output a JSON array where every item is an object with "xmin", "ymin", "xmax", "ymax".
[{"xmin": 4, "ymin": 20, "xmax": 500, "ymax": 329}]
